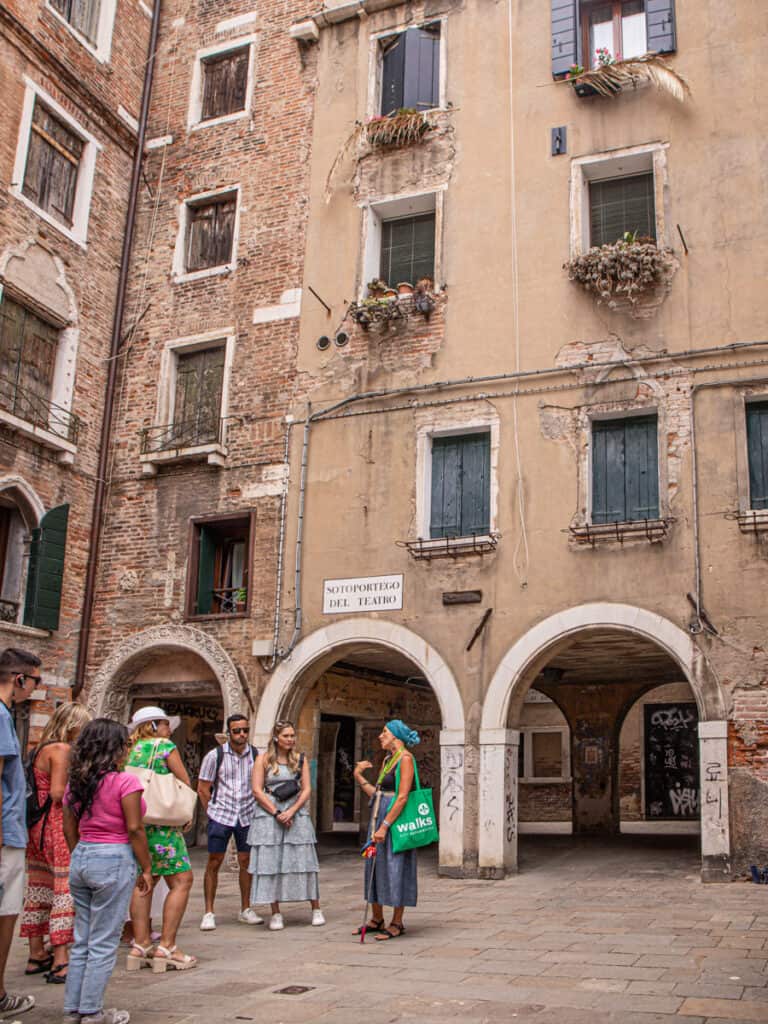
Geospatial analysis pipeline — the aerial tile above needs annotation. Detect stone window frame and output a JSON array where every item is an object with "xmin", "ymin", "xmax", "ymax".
[
  {"xmin": 171, "ymin": 185, "xmax": 241, "ymax": 285},
  {"xmin": 45, "ymin": 0, "xmax": 118, "ymax": 64},
  {"xmin": 359, "ymin": 188, "xmax": 444, "ymax": 299},
  {"xmin": 519, "ymin": 726, "xmax": 572, "ymax": 784},
  {"xmin": 140, "ymin": 327, "xmax": 236, "ymax": 476},
  {"xmin": 569, "ymin": 142, "xmax": 669, "ymax": 257},
  {"xmin": 414, "ymin": 407, "xmax": 500, "ymax": 544},
  {"xmin": 366, "ymin": 16, "xmax": 449, "ymax": 119},
  {"xmin": 184, "ymin": 509, "xmax": 256, "ymax": 622},
  {"xmin": 733, "ymin": 385, "xmax": 768, "ymax": 519},
  {"xmin": 10, "ymin": 78, "xmax": 101, "ymax": 248},
  {"xmin": 187, "ymin": 35, "xmax": 257, "ymax": 132},
  {"xmin": 573, "ymin": 397, "xmax": 669, "ymax": 529}
]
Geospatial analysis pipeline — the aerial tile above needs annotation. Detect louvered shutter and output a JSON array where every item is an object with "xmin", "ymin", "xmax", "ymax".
[
  {"xmin": 592, "ymin": 421, "xmax": 626, "ymax": 524},
  {"xmin": 592, "ymin": 417, "xmax": 658, "ymax": 523},
  {"xmin": 23, "ymin": 504, "xmax": 69, "ymax": 631},
  {"xmin": 747, "ymin": 403, "xmax": 768, "ymax": 510},
  {"xmin": 430, "ymin": 437, "xmax": 461, "ymax": 538},
  {"xmin": 646, "ymin": 0, "xmax": 676, "ymax": 54},
  {"xmin": 551, "ymin": 0, "xmax": 579, "ymax": 78},
  {"xmin": 196, "ymin": 525, "xmax": 217, "ymax": 614},
  {"xmin": 461, "ymin": 434, "xmax": 491, "ymax": 535}
]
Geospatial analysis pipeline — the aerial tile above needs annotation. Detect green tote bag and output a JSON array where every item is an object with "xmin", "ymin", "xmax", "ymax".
[{"xmin": 390, "ymin": 756, "xmax": 439, "ymax": 853}]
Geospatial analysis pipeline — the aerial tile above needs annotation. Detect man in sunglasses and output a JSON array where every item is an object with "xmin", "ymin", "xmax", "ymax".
[
  {"xmin": 197, "ymin": 714, "xmax": 261, "ymax": 930},
  {"xmin": 0, "ymin": 647, "xmax": 41, "ymax": 1016}
]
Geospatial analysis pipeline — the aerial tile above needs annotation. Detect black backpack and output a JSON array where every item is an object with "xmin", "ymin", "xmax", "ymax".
[
  {"xmin": 210, "ymin": 743, "xmax": 258, "ymax": 805},
  {"xmin": 25, "ymin": 742, "xmax": 55, "ymax": 830}
]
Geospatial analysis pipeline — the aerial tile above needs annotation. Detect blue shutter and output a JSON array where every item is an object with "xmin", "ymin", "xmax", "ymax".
[
  {"xmin": 646, "ymin": 0, "xmax": 676, "ymax": 54},
  {"xmin": 430, "ymin": 437, "xmax": 461, "ymax": 538},
  {"xmin": 403, "ymin": 25, "xmax": 440, "ymax": 111},
  {"xmin": 460, "ymin": 434, "xmax": 491, "ymax": 536},
  {"xmin": 592, "ymin": 417, "xmax": 658, "ymax": 524},
  {"xmin": 625, "ymin": 416, "xmax": 659, "ymax": 520},
  {"xmin": 552, "ymin": 0, "xmax": 579, "ymax": 78},
  {"xmin": 381, "ymin": 34, "xmax": 406, "ymax": 114},
  {"xmin": 747, "ymin": 403, "xmax": 768, "ymax": 510},
  {"xmin": 23, "ymin": 503, "xmax": 69, "ymax": 631}
]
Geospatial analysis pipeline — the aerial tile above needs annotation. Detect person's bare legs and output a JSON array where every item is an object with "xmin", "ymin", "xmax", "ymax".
[
  {"xmin": 375, "ymin": 905, "xmax": 405, "ymax": 940},
  {"xmin": 270, "ymin": 901, "xmax": 280, "ymax": 915},
  {"xmin": 236, "ymin": 852, "xmax": 251, "ymax": 912},
  {"xmin": 156, "ymin": 871, "xmax": 194, "ymax": 962},
  {"xmin": 0, "ymin": 914, "xmax": 19, "ymax": 998},
  {"xmin": 128, "ymin": 881, "xmax": 154, "ymax": 960},
  {"xmin": 27, "ymin": 935, "xmax": 49, "ymax": 966},
  {"xmin": 203, "ymin": 854, "xmax": 224, "ymax": 915}
]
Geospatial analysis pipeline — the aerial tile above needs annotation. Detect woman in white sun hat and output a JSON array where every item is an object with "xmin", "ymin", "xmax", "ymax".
[{"xmin": 125, "ymin": 707, "xmax": 197, "ymax": 974}]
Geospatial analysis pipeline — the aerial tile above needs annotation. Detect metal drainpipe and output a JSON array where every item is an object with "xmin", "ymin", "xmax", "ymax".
[
  {"xmin": 259, "ymin": 418, "xmax": 292, "ymax": 671},
  {"xmin": 72, "ymin": 0, "xmax": 162, "ymax": 698}
]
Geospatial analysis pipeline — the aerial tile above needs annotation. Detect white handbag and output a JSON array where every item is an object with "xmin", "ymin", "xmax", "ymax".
[{"xmin": 124, "ymin": 739, "xmax": 197, "ymax": 828}]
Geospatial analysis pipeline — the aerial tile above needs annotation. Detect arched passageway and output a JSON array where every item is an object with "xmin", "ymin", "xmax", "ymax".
[
  {"xmin": 253, "ymin": 619, "xmax": 466, "ymax": 873},
  {"xmin": 479, "ymin": 604, "xmax": 729, "ymax": 883}
]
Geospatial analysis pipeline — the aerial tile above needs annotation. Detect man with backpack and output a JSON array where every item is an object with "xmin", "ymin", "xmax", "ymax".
[{"xmin": 197, "ymin": 714, "xmax": 261, "ymax": 930}]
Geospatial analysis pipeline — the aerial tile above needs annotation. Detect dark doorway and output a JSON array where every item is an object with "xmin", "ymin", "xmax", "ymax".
[{"xmin": 318, "ymin": 713, "xmax": 357, "ymax": 832}]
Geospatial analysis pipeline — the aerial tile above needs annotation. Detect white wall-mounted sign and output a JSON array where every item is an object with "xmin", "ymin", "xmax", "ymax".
[{"xmin": 323, "ymin": 574, "xmax": 403, "ymax": 614}]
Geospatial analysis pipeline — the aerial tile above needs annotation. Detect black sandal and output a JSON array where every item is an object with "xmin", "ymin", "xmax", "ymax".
[
  {"xmin": 45, "ymin": 964, "xmax": 68, "ymax": 984},
  {"xmin": 375, "ymin": 922, "xmax": 405, "ymax": 941},
  {"xmin": 353, "ymin": 918, "xmax": 384, "ymax": 935},
  {"xmin": 25, "ymin": 956, "xmax": 53, "ymax": 976}
]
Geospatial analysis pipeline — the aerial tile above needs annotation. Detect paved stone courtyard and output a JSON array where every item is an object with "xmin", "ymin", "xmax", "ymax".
[{"xmin": 7, "ymin": 837, "xmax": 768, "ymax": 1024}]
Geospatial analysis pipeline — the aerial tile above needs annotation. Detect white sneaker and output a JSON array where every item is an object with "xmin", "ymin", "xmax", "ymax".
[
  {"xmin": 199, "ymin": 912, "xmax": 216, "ymax": 931},
  {"xmin": 268, "ymin": 913, "xmax": 284, "ymax": 931},
  {"xmin": 238, "ymin": 908, "xmax": 264, "ymax": 925},
  {"xmin": 311, "ymin": 909, "xmax": 326, "ymax": 927}
]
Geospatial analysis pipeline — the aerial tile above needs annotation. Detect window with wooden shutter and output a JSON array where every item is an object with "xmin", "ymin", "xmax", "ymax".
[
  {"xmin": 380, "ymin": 23, "xmax": 440, "ymax": 116},
  {"xmin": 0, "ymin": 296, "xmax": 58, "ymax": 427},
  {"xmin": 185, "ymin": 194, "xmax": 236, "ymax": 272},
  {"xmin": 201, "ymin": 47, "xmax": 249, "ymax": 122},
  {"xmin": 592, "ymin": 415, "xmax": 659, "ymax": 524},
  {"xmin": 380, "ymin": 213, "xmax": 435, "ymax": 287},
  {"xmin": 746, "ymin": 402, "xmax": 768, "ymax": 510},
  {"xmin": 189, "ymin": 514, "xmax": 252, "ymax": 617},
  {"xmin": 589, "ymin": 172, "xmax": 655, "ymax": 247},
  {"xmin": 430, "ymin": 432, "xmax": 491, "ymax": 539},
  {"xmin": 22, "ymin": 101, "xmax": 84, "ymax": 227},
  {"xmin": 170, "ymin": 345, "xmax": 225, "ymax": 448},
  {"xmin": 23, "ymin": 503, "xmax": 69, "ymax": 632},
  {"xmin": 49, "ymin": 0, "xmax": 101, "ymax": 45}
]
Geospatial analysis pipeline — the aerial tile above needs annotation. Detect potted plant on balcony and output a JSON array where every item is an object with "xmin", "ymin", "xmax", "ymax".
[
  {"xmin": 364, "ymin": 108, "xmax": 433, "ymax": 149},
  {"xmin": 563, "ymin": 232, "xmax": 674, "ymax": 308},
  {"xmin": 413, "ymin": 276, "xmax": 435, "ymax": 320},
  {"xmin": 566, "ymin": 50, "xmax": 689, "ymax": 102}
]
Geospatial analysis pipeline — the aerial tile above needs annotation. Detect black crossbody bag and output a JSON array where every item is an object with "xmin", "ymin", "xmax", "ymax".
[{"xmin": 266, "ymin": 753, "xmax": 305, "ymax": 802}]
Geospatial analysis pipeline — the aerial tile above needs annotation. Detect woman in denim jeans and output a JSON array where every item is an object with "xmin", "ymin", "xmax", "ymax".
[{"xmin": 62, "ymin": 719, "xmax": 152, "ymax": 1024}]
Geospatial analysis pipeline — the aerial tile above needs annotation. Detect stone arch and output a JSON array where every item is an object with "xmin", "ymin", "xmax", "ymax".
[
  {"xmin": 0, "ymin": 475, "xmax": 45, "ymax": 529},
  {"xmin": 254, "ymin": 619, "xmax": 466, "ymax": 873},
  {"xmin": 253, "ymin": 618, "xmax": 465, "ymax": 743},
  {"xmin": 86, "ymin": 624, "xmax": 243, "ymax": 724},
  {"xmin": 482, "ymin": 602, "xmax": 725, "ymax": 732}
]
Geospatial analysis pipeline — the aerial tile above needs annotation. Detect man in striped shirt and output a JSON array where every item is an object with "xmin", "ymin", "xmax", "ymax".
[{"xmin": 197, "ymin": 714, "xmax": 261, "ymax": 930}]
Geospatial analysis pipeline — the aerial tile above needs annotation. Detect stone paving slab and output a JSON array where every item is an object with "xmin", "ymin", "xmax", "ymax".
[{"xmin": 5, "ymin": 836, "xmax": 768, "ymax": 1024}]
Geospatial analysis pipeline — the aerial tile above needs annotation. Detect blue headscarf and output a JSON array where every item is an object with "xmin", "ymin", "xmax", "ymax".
[{"xmin": 386, "ymin": 720, "xmax": 420, "ymax": 748}]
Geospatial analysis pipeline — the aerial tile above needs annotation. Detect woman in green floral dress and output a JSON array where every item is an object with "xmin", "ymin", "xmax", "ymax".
[{"xmin": 125, "ymin": 707, "xmax": 197, "ymax": 972}]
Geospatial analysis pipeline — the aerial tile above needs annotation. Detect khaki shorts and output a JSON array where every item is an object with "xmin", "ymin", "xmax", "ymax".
[{"xmin": 0, "ymin": 846, "xmax": 26, "ymax": 916}]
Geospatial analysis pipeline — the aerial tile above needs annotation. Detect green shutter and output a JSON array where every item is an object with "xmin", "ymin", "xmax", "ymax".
[
  {"xmin": 196, "ymin": 525, "xmax": 217, "ymax": 614},
  {"xmin": 431, "ymin": 433, "xmax": 491, "ymax": 538},
  {"xmin": 592, "ymin": 417, "xmax": 658, "ymax": 524},
  {"xmin": 747, "ymin": 402, "xmax": 768, "ymax": 510},
  {"xmin": 23, "ymin": 503, "xmax": 69, "ymax": 631}
]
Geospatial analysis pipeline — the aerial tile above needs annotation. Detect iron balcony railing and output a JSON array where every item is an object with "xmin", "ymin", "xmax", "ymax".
[
  {"xmin": 140, "ymin": 416, "xmax": 225, "ymax": 455},
  {"xmin": 0, "ymin": 375, "xmax": 81, "ymax": 444}
]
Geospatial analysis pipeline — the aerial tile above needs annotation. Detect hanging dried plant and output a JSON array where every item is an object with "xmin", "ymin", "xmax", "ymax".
[
  {"xmin": 564, "ymin": 237, "xmax": 674, "ymax": 306},
  {"xmin": 567, "ymin": 53, "xmax": 691, "ymax": 102},
  {"xmin": 364, "ymin": 108, "xmax": 433, "ymax": 148}
]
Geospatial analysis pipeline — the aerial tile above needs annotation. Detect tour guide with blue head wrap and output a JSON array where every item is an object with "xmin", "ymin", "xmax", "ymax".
[{"xmin": 352, "ymin": 720, "xmax": 439, "ymax": 941}]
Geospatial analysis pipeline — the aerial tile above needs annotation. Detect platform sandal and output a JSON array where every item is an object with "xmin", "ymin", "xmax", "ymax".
[
  {"xmin": 152, "ymin": 945, "xmax": 197, "ymax": 972},
  {"xmin": 126, "ymin": 942, "xmax": 154, "ymax": 971}
]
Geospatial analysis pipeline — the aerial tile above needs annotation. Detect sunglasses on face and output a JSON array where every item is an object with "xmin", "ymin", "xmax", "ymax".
[
  {"xmin": 230, "ymin": 727, "xmax": 249, "ymax": 735},
  {"xmin": 19, "ymin": 673, "xmax": 42, "ymax": 686}
]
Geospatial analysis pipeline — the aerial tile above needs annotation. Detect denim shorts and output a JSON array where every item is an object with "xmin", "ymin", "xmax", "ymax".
[{"xmin": 207, "ymin": 818, "xmax": 250, "ymax": 854}]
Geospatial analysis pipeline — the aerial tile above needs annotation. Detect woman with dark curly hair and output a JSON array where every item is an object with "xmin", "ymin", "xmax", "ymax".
[{"xmin": 62, "ymin": 719, "xmax": 152, "ymax": 1024}]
